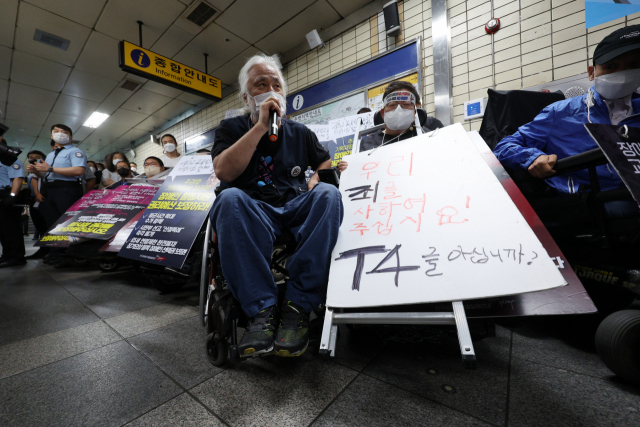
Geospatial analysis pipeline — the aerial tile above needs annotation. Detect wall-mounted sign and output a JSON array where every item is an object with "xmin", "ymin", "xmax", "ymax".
[{"xmin": 119, "ymin": 40, "xmax": 222, "ymax": 100}]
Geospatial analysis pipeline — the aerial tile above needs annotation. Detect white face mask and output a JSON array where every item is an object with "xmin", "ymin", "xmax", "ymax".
[
  {"xmin": 384, "ymin": 105, "xmax": 416, "ymax": 130},
  {"xmin": 113, "ymin": 158, "xmax": 123, "ymax": 167},
  {"xmin": 247, "ymin": 91, "xmax": 286, "ymax": 120},
  {"xmin": 594, "ymin": 68, "xmax": 640, "ymax": 100},
  {"xmin": 145, "ymin": 165, "xmax": 161, "ymax": 177},
  {"xmin": 164, "ymin": 143, "xmax": 176, "ymax": 153},
  {"xmin": 131, "ymin": 167, "xmax": 137, "ymax": 172},
  {"xmin": 90, "ymin": 166, "xmax": 96, "ymax": 173},
  {"xmin": 52, "ymin": 132, "xmax": 70, "ymax": 144}
]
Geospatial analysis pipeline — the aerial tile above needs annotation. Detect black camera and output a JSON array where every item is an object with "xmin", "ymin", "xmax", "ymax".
[{"xmin": 0, "ymin": 123, "xmax": 23, "ymax": 167}]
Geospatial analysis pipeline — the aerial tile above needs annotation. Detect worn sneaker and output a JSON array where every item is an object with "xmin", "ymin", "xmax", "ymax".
[
  {"xmin": 238, "ymin": 305, "xmax": 278, "ymax": 357},
  {"xmin": 274, "ymin": 301, "xmax": 309, "ymax": 357}
]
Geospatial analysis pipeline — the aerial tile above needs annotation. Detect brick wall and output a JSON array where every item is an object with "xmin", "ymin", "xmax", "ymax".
[{"xmin": 132, "ymin": 0, "xmax": 640, "ymax": 159}]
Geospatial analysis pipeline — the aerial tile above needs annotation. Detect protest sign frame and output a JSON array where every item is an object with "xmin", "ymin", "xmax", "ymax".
[{"xmin": 319, "ymin": 125, "xmax": 574, "ymax": 367}]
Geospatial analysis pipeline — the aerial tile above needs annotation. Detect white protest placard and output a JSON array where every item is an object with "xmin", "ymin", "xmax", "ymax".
[
  {"xmin": 169, "ymin": 155, "xmax": 214, "ymax": 178},
  {"xmin": 326, "ymin": 123, "xmax": 566, "ymax": 308}
]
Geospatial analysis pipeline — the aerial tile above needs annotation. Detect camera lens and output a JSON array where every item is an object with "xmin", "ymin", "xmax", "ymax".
[{"xmin": 0, "ymin": 144, "xmax": 22, "ymax": 167}]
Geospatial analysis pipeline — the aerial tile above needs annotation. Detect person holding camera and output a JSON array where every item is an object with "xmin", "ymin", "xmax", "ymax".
[{"xmin": 0, "ymin": 136, "xmax": 26, "ymax": 268}]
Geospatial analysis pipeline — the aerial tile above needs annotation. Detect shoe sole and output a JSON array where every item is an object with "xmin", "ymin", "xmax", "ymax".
[
  {"xmin": 240, "ymin": 343, "xmax": 275, "ymax": 358},
  {"xmin": 274, "ymin": 340, "xmax": 309, "ymax": 358}
]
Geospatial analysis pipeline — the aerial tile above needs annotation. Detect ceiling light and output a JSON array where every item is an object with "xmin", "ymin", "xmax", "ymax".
[{"xmin": 83, "ymin": 112, "xmax": 109, "ymax": 128}]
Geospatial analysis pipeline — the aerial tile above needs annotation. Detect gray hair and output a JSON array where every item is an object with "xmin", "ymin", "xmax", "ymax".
[{"xmin": 238, "ymin": 54, "xmax": 288, "ymax": 109}]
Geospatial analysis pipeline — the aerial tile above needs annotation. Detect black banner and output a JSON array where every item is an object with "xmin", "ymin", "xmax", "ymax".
[
  {"xmin": 585, "ymin": 123, "xmax": 640, "ymax": 206},
  {"xmin": 117, "ymin": 174, "xmax": 217, "ymax": 269}
]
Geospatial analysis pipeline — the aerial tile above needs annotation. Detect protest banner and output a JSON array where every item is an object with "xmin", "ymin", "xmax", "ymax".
[
  {"xmin": 35, "ymin": 189, "xmax": 118, "ymax": 248},
  {"xmin": 118, "ymin": 156, "xmax": 218, "ymax": 269},
  {"xmin": 585, "ymin": 123, "xmax": 640, "ymax": 207},
  {"xmin": 48, "ymin": 186, "xmax": 157, "ymax": 240},
  {"xmin": 326, "ymin": 124, "xmax": 566, "ymax": 308},
  {"xmin": 101, "ymin": 210, "xmax": 144, "ymax": 253}
]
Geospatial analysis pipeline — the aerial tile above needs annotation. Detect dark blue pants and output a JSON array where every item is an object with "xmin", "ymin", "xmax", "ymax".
[{"xmin": 210, "ymin": 183, "xmax": 344, "ymax": 317}]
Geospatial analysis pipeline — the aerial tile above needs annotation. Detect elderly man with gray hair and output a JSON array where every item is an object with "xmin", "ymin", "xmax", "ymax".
[{"xmin": 209, "ymin": 54, "xmax": 343, "ymax": 358}]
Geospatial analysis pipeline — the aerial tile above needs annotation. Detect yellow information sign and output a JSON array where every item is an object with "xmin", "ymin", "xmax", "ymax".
[{"xmin": 119, "ymin": 40, "xmax": 221, "ymax": 100}]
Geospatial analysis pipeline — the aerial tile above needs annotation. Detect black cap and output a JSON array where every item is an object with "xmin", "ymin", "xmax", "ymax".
[{"xmin": 593, "ymin": 24, "xmax": 640, "ymax": 65}]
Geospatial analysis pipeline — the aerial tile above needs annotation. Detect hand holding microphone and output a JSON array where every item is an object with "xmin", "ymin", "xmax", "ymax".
[
  {"xmin": 257, "ymin": 94, "xmax": 283, "ymax": 141},
  {"xmin": 268, "ymin": 109, "xmax": 279, "ymax": 142}
]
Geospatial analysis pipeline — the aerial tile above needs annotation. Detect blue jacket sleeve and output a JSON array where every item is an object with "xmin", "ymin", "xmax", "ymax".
[{"xmin": 493, "ymin": 106, "xmax": 555, "ymax": 170}]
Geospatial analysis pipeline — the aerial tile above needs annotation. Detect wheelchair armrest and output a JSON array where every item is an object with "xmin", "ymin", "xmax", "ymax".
[{"xmin": 553, "ymin": 148, "xmax": 608, "ymax": 176}]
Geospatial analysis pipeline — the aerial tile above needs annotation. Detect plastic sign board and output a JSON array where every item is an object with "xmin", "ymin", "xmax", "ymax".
[
  {"xmin": 119, "ymin": 40, "xmax": 221, "ymax": 100},
  {"xmin": 464, "ymin": 98, "xmax": 486, "ymax": 120},
  {"xmin": 326, "ymin": 124, "xmax": 567, "ymax": 308}
]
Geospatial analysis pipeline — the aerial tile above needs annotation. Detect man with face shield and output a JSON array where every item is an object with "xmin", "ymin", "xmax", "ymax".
[
  {"xmin": 210, "ymin": 54, "xmax": 343, "ymax": 358},
  {"xmin": 494, "ymin": 25, "xmax": 640, "ymax": 218},
  {"xmin": 26, "ymin": 124, "xmax": 87, "ymax": 229},
  {"xmin": 337, "ymin": 81, "xmax": 442, "ymax": 172}
]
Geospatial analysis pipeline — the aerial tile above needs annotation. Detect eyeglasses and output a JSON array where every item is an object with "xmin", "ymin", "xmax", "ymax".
[{"xmin": 385, "ymin": 101, "xmax": 414, "ymax": 110}]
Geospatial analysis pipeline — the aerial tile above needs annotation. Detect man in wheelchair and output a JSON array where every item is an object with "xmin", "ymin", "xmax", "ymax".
[
  {"xmin": 336, "ymin": 80, "xmax": 442, "ymax": 173},
  {"xmin": 493, "ymin": 25, "xmax": 640, "ymax": 219},
  {"xmin": 210, "ymin": 54, "xmax": 344, "ymax": 358}
]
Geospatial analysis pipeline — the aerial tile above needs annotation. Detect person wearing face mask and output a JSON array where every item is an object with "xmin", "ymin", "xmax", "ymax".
[
  {"xmin": 129, "ymin": 162, "xmax": 139, "ymax": 176},
  {"xmin": 87, "ymin": 160, "xmax": 102, "ymax": 186},
  {"xmin": 26, "ymin": 124, "xmax": 87, "ymax": 230},
  {"xmin": 142, "ymin": 156, "xmax": 165, "ymax": 178},
  {"xmin": 210, "ymin": 54, "xmax": 341, "ymax": 359},
  {"xmin": 337, "ymin": 82, "xmax": 443, "ymax": 173},
  {"xmin": 101, "ymin": 151, "xmax": 131, "ymax": 188},
  {"xmin": 0, "ymin": 136, "xmax": 26, "ymax": 268},
  {"xmin": 160, "ymin": 134, "xmax": 181, "ymax": 168},
  {"xmin": 494, "ymin": 25, "xmax": 640, "ymax": 218},
  {"xmin": 109, "ymin": 161, "xmax": 133, "ymax": 189}
]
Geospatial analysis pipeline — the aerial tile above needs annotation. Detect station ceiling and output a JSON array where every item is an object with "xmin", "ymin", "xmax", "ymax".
[{"xmin": 0, "ymin": 0, "xmax": 371, "ymax": 160}]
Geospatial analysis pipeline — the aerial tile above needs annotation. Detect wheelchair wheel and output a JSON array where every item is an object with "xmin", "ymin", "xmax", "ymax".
[
  {"xmin": 69, "ymin": 258, "xmax": 90, "ymax": 267},
  {"xmin": 595, "ymin": 309, "xmax": 640, "ymax": 384},
  {"xmin": 98, "ymin": 260, "xmax": 120, "ymax": 272},
  {"xmin": 206, "ymin": 332, "xmax": 228, "ymax": 366}
]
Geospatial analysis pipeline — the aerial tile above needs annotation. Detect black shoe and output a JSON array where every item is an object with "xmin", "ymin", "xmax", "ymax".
[
  {"xmin": 54, "ymin": 259, "xmax": 72, "ymax": 269},
  {"xmin": 26, "ymin": 248, "xmax": 49, "ymax": 260},
  {"xmin": 274, "ymin": 301, "xmax": 310, "ymax": 357},
  {"xmin": 238, "ymin": 305, "xmax": 278, "ymax": 357},
  {"xmin": 0, "ymin": 258, "xmax": 27, "ymax": 269}
]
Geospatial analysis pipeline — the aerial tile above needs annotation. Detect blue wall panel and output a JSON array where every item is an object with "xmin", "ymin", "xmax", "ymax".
[{"xmin": 286, "ymin": 42, "xmax": 418, "ymax": 113}]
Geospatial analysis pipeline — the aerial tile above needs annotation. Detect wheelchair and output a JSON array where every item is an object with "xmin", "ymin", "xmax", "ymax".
[
  {"xmin": 198, "ymin": 215, "xmax": 329, "ymax": 366},
  {"xmin": 479, "ymin": 88, "xmax": 640, "ymax": 383}
]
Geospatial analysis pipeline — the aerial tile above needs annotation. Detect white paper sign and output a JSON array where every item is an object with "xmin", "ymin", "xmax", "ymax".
[
  {"xmin": 168, "ymin": 155, "xmax": 214, "ymax": 178},
  {"xmin": 326, "ymin": 123, "xmax": 566, "ymax": 308}
]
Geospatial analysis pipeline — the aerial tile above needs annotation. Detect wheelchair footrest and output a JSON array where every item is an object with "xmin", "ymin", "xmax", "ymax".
[{"xmin": 229, "ymin": 345, "xmax": 240, "ymax": 361}]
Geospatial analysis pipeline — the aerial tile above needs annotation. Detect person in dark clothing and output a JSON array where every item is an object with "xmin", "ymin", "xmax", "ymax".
[
  {"xmin": 338, "ymin": 81, "xmax": 444, "ymax": 173},
  {"xmin": 210, "ymin": 53, "xmax": 343, "ymax": 358}
]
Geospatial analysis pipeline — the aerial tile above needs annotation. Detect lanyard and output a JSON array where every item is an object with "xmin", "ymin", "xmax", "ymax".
[{"xmin": 44, "ymin": 147, "xmax": 63, "ymax": 182}]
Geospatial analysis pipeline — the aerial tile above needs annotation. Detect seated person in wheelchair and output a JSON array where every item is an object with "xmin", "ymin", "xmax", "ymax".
[
  {"xmin": 493, "ymin": 25, "xmax": 640, "ymax": 218},
  {"xmin": 210, "ymin": 54, "xmax": 344, "ymax": 358},
  {"xmin": 337, "ymin": 81, "xmax": 443, "ymax": 173}
]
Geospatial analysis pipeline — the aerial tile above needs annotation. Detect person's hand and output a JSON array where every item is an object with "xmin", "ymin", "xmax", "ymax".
[
  {"xmin": 26, "ymin": 164, "xmax": 37, "ymax": 173},
  {"xmin": 35, "ymin": 193, "xmax": 46, "ymax": 203},
  {"xmin": 33, "ymin": 161, "xmax": 50, "ymax": 173},
  {"xmin": 257, "ymin": 96, "xmax": 283, "ymax": 132},
  {"xmin": 308, "ymin": 176, "xmax": 320, "ymax": 191},
  {"xmin": 528, "ymin": 154, "xmax": 557, "ymax": 178},
  {"xmin": 337, "ymin": 161, "xmax": 348, "ymax": 173}
]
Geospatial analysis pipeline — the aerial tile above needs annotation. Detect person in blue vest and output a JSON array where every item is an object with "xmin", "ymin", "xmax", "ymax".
[
  {"xmin": 494, "ymin": 25, "xmax": 640, "ymax": 218},
  {"xmin": 210, "ymin": 54, "xmax": 344, "ymax": 358},
  {"xmin": 0, "ymin": 136, "xmax": 26, "ymax": 268},
  {"xmin": 26, "ymin": 124, "xmax": 87, "ymax": 265}
]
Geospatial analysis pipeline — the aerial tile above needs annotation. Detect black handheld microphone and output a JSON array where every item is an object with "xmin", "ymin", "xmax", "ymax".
[{"xmin": 268, "ymin": 109, "xmax": 278, "ymax": 142}]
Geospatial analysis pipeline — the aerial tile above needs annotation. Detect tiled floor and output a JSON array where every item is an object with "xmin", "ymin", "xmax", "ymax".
[{"xmin": 1, "ymin": 239, "xmax": 639, "ymax": 426}]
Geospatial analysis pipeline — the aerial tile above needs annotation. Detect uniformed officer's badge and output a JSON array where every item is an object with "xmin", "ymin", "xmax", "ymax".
[
  {"xmin": 291, "ymin": 166, "xmax": 301, "ymax": 177},
  {"xmin": 12, "ymin": 164, "xmax": 20, "ymax": 169},
  {"xmin": 75, "ymin": 152, "xmax": 83, "ymax": 158}
]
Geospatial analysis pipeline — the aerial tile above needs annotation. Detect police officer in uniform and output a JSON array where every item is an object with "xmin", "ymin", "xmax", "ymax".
[
  {"xmin": 26, "ymin": 124, "xmax": 87, "ymax": 265},
  {"xmin": 0, "ymin": 136, "xmax": 26, "ymax": 268}
]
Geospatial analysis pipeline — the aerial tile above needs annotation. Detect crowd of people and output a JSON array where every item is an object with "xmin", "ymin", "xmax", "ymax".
[
  {"xmin": 0, "ymin": 125, "xmax": 176, "ymax": 269},
  {"xmin": 0, "ymin": 23, "xmax": 638, "ymax": 359}
]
